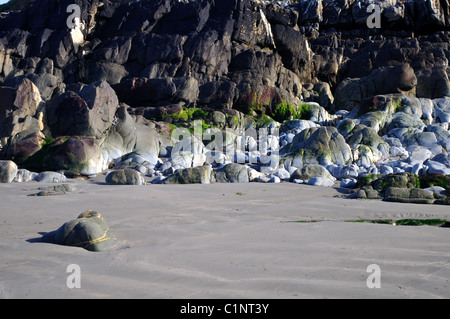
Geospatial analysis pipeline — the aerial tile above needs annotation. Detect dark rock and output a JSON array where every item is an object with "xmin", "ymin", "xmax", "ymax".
[
  {"xmin": 46, "ymin": 81, "xmax": 119, "ymax": 138},
  {"xmin": 112, "ymin": 77, "xmax": 176, "ymax": 107}
]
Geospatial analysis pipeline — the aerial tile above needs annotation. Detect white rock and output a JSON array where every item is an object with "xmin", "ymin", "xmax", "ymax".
[
  {"xmin": 268, "ymin": 176, "xmax": 281, "ymax": 183},
  {"xmin": 36, "ymin": 171, "xmax": 67, "ymax": 183},
  {"xmin": 307, "ymin": 177, "xmax": 335, "ymax": 187},
  {"xmin": 340, "ymin": 178, "xmax": 357, "ymax": 188},
  {"xmin": 379, "ymin": 165, "xmax": 394, "ymax": 175},
  {"xmin": 426, "ymin": 160, "xmax": 450, "ymax": 175}
]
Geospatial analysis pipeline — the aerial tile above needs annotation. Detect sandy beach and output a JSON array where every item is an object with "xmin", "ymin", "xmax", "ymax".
[{"xmin": 1, "ymin": 178, "xmax": 449, "ymax": 299}]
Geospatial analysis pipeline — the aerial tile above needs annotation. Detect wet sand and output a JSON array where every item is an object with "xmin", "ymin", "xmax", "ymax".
[{"xmin": 1, "ymin": 178, "xmax": 449, "ymax": 298}]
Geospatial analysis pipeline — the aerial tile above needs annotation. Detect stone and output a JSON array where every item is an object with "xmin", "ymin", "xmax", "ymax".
[
  {"xmin": 282, "ymin": 127, "xmax": 352, "ymax": 167},
  {"xmin": 22, "ymin": 136, "xmax": 105, "ymax": 176},
  {"xmin": 43, "ymin": 210, "xmax": 117, "ymax": 252},
  {"xmin": 307, "ymin": 177, "xmax": 335, "ymax": 187},
  {"xmin": 28, "ymin": 184, "xmax": 76, "ymax": 196},
  {"xmin": 35, "ymin": 171, "xmax": 67, "ymax": 183},
  {"xmin": 0, "ymin": 160, "xmax": 18, "ymax": 183},
  {"xmin": 290, "ymin": 164, "xmax": 334, "ymax": 182},
  {"xmin": 215, "ymin": 163, "xmax": 249, "ymax": 183},
  {"xmin": 384, "ymin": 187, "xmax": 435, "ymax": 204},
  {"xmin": 14, "ymin": 168, "xmax": 38, "ymax": 182},
  {"xmin": 46, "ymin": 81, "xmax": 119, "ymax": 139},
  {"xmin": 341, "ymin": 178, "xmax": 357, "ymax": 188},
  {"xmin": 160, "ymin": 165, "xmax": 215, "ymax": 184},
  {"xmin": 105, "ymin": 169, "xmax": 146, "ymax": 185},
  {"xmin": 426, "ymin": 160, "xmax": 450, "ymax": 175}
]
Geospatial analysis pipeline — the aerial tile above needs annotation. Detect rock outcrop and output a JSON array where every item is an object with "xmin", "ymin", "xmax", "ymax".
[{"xmin": 0, "ymin": 0, "xmax": 448, "ymax": 203}]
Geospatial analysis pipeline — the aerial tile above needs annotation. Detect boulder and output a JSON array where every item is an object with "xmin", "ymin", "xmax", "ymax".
[
  {"xmin": 105, "ymin": 169, "xmax": 146, "ymax": 185},
  {"xmin": 28, "ymin": 184, "xmax": 76, "ymax": 196},
  {"xmin": 43, "ymin": 210, "xmax": 117, "ymax": 252},
  {"xmin": 46, "ymin": 81, "xmax": 119, "ymax": 139},
  {"xmin": 215, "ymin": 163, "xmax": 249, "ymax": 183},
  {"xmin": 0, "ymin": 160, "xmax": 18, "ymax": 183},
  {"xmin": 160, "ymin": 165, "xmax": 215, "ymax": 184},
  {"xmin": 22, "ymin": 136, "xmax": 104, "ymax": 176},
  {"xmin": 384, "ymin": 187, "xmax": 435, "ymax": 204},
  {"xmin": 36, "ymin": 171, "xmax": 66, "ymax": 183},
  {"xmin": 290, "ymin": 163, "xmax": 333, "ymax": 181},
  {"xmin": 282, "ymin": 126, "xmax": 352, "ymax": 167}
]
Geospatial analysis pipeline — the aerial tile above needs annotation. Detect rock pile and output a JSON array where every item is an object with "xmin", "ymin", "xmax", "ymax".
[{"xmin": 0, "ymin": 0, "xmax": 448, "ymax": 205}]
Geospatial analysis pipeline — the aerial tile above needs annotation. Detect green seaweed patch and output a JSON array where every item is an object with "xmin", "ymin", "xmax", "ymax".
[
  {"xmin": 419, "ymin": 174, "xmax": 450, "ymax": 189},
  {"xmin": 346, "ymin": 219, "xmax": 449, "ymax": 227}
]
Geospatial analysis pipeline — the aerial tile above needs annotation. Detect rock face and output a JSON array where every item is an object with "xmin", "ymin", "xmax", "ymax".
[{"xmin": 0, "ymin": 0, "xmax": 449, "ymax": 201}]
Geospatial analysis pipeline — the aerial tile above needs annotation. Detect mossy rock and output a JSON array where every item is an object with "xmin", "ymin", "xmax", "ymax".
[
  {"xmin": 360, "ymin": 172, "xmax": 420, "ymax": 194},
  {"xmin": 383, "ymin": 187, "xmax": 435, "ymax": 204},
  {"xmin": 44, "ymin": 211, "xmax": 117, "ymax": 252},
  {"xmin": 419, "ymin": 173, "xmax": 450, "ymax": 189},
  {"xmin": 21, "ymin": 136, "xmax": 99, "ymax": 175}
]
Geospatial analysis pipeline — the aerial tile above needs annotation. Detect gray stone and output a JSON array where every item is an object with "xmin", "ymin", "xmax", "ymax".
[
  {"xmin": 105, "ymin": 169, "xmax": 146, "ymax": 185},
  {"xmin": 0, "ymin": 160, "xmax": 18, "ymax": 183},
  {"xmin": 44, "ymin": 210, "xmax": 117, "ymax": 252},
  {"xmin": 215, "ymin": 163, "xmax": 249, "ymax": 183},
  {"xmin": 290, "ymin": 164, "xmax": 334, "ymax": 182},
  {"xmin": 160, "ymin": 165, "xmax": 215, "ymax": 184},
  {"xmin": 36, "ymin": 171, "xmax": 67, "ymax": 183},
  {"xmin": 384, "ymin": 187, "xmax": 435, "ymax": 204}
]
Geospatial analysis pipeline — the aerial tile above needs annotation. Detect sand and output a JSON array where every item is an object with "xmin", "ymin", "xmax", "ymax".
[{"xmin": 0, "ymin": 177, "xmax": 449, "ymax": 299}]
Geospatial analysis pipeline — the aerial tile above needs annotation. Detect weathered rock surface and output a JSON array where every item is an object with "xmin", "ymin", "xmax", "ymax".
[
  {"xmin": 42, "ymin": 210, "xmax": 117, "ymax": 252},
  {"xmin": 0, "ymin": 160, "xmax": 18, "ymax": 183},
  {"xmin": 105, "ymin": 169, "xmax": 146, "ymax": 185}
]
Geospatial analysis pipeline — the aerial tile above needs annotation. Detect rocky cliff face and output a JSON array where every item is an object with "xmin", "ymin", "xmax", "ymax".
[{"xmin": 0, "ymin": 0, "xmax": 449, "ymax": 194}]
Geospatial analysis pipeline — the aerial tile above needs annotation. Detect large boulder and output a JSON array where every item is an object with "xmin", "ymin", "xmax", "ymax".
[
  {"xmin": 215, "ymin": 163, "xmax": 249, "ymax": 183},
  {"xmin": 160, "ymin": 165, "xmax": 215, "ymax": 184},
  {"xmin": 334, "ymin": 64, "xmax": 417, "ymax": 111},
  {"xmin": 384, "ymin": 187, "xmax": 435, "ymax": 204},
  {"xmin": 43, "ymin": 210, "xmax": 117, "ymax": 252},
  {"xmin": 22, "ymin": 136, "xmax": 104, "ymax": 176},
  {"xmin": 46, "ymin": 81, "xmax": 119, "ymax": 139},
  {"xmin": 281, "ymin": 126, "xmax": 352, "ymax": 167},
  {"xmin": 105, "ymin": 169, "xmax": 146, "ymax": 185},
  {"xmin": 100, "ymin": 105, "xmax": 161, "ymax": 167},
  {"xmin": 290, "ymin": 163, "xmax": 334, "ymax": 182},
  {"xmin": 0, "ymin": 160, "xmax": 18, "ymax": 183}
]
